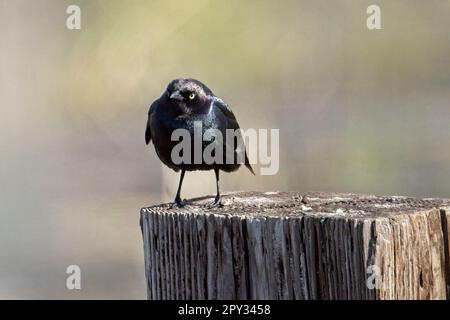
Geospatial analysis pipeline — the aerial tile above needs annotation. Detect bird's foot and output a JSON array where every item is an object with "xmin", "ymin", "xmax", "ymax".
[
  {"xmin": 203, "ymin": 197, "xmax": 223, "ymax": 209},
  {"xmin": 170, "ymin": 198, "xmax": 187, "ymax": 208}
]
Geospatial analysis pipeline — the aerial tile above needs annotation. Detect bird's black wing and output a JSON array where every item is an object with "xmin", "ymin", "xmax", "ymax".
[
  {"xmin": 212, "ymin": 98, "xmax": 255, "ymax": 175},
  {"xmin": 212, "ymin": 97, "xmax": 237, "ymax": 121},
  {"xmin": 145, "ymin": 101, "xmax": 157, "ymax": 145}
]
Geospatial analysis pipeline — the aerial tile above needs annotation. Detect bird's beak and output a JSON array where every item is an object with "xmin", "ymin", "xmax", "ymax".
[{"xmin": 170, "ymin": 91, "xmax": 184, "ymax": 101}]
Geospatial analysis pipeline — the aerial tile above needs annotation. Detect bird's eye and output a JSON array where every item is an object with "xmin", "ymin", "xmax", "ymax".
[{"xmin": 189, "ymin": 93, "xmax": 196, "ymax": 100}]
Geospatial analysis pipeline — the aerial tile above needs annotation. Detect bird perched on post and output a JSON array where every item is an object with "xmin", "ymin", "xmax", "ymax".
[{"xmin": 145, "ymin": 78, "xmax": 254, "ymax": 208}]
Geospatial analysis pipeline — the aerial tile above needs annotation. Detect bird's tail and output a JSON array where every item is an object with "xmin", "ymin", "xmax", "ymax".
[{"xmin": 245, "ymin": 152, "xmax": 256, "ymax": 175}]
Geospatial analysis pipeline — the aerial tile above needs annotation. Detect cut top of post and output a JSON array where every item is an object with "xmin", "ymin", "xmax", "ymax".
[{"xmin": 141, "ymin": 191, "xmax": 450, "ymax": 220}]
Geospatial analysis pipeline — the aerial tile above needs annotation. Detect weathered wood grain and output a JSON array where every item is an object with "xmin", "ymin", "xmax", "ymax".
[{"xmin": 140, "ymin": 192, "xmax": 450, "ymax": 300}]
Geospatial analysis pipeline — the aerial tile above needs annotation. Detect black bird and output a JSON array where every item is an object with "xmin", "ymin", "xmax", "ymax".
[{"xmin": 145, "ymin": 78, "xmax": 254, "ymax": 208}]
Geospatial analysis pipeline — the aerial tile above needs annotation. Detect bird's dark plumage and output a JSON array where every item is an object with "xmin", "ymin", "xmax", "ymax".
[{"xmin": 145, "ymin": 78, "xmax": 254, "ymax": 207}]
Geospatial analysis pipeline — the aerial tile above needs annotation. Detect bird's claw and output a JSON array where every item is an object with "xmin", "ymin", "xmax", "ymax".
[
  {"xmin": 170, "ymin": 198, "xmax": 187, "ymax": 208},
  {"xmin": 203, "ymin": 197, "xmax": 223, "ymax": 209}
]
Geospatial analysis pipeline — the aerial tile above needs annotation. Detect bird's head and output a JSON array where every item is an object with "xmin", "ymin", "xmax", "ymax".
[{"xmin": 165, "ymin": 78, "xmax": 213, "ymax": 113}]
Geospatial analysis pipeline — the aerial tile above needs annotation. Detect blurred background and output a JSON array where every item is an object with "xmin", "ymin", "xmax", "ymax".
[{"xmin": 1, "ymin": 0, "xmax": 450, "ymax": 299}]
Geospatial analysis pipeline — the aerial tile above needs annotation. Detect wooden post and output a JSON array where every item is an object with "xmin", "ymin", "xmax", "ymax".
[{"xmin": 140, "ymin": 191, "xmax": 450, "ymax": 300}]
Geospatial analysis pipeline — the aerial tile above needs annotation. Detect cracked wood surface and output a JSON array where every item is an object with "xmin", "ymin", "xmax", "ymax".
[{"xmin": 140, "ymin": 191, "xmax": 450, "ymax": 300}]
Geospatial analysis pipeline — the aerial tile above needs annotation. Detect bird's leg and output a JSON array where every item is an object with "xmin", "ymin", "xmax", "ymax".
[
  {"xmin": 206, "ymin": 169, "xmax": 222, "ymax": 208},
  {"xmin": 171, "ymin": 170, "xmax": 186, "ymax": 208}
]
